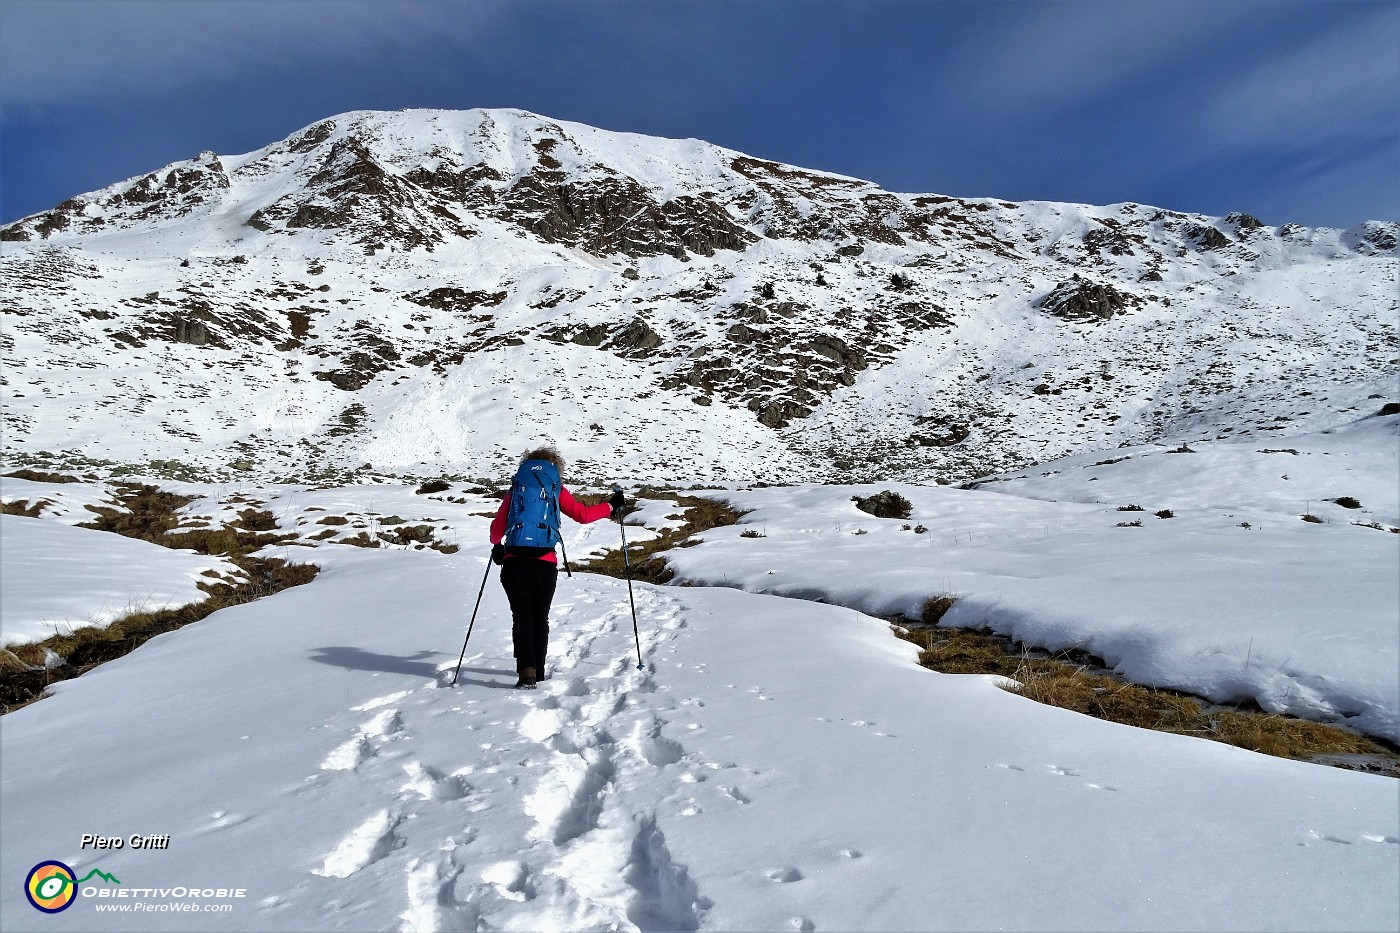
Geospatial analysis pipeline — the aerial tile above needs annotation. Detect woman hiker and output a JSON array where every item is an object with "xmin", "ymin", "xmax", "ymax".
[{"xmin": 489, "ymin": 446, "xmax": 625, "ymax": 689}]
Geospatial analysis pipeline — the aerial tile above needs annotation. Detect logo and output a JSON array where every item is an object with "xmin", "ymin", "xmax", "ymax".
[{"xmin": 24, "ymin": 861, "xmax": 121, "ymax": 913}]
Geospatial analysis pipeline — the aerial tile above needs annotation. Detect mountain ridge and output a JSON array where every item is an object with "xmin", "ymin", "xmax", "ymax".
[{"xmin": 2, "ymin": 108, "xmax": 1395, "ymax": 484}]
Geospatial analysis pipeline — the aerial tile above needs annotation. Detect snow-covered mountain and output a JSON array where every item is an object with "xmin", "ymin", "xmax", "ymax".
[{"xmin": 2, "ymin": 108, "xmax": 1396, "ymax": 483}]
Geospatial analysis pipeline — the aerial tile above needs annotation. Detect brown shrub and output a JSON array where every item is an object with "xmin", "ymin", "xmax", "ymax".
[
  {"xmin": 2, "ymin": 469, "xmax": 84, "ymax": 484},
  {"xmin": 576, "ymin": 492, "xmax": 746, "ymax": 584},
  {"xmin": 852, "ymin": 490, "xmax": 913, "ymax": 519}
]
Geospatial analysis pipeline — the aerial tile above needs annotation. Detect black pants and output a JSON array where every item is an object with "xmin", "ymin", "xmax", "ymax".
[{"xmin": 500, "ymin": 558, "xmax": 558, "ymax": 675}]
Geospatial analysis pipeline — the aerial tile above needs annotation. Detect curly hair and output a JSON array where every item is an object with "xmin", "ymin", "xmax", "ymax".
[{"xmin": 520, "ymin": 445, "xmax": 565, "ymax": 476}]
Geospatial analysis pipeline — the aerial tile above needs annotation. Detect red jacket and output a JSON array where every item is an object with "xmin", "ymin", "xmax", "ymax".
[{"xmin": 489, "ymin": 487, "xmax": 612, "ymax": 562}]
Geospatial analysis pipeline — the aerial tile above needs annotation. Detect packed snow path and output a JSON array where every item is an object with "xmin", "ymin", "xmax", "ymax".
[{"xmin": 2, "ymin": 547, "xmax": 1397, "ymax": 931}]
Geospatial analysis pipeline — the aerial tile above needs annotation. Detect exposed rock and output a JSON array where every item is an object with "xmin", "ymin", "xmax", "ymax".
[
  {"xmin": 403, "ymin": 162, "xmax": 504, "ymax": 210},
  {"xmin": 853, "ymin": 490, "xmax": 912, "ymax": 519},
  {"xmin": 405, "ymin": 287, "xmax": 506, "ymax": 314},
  {"xmin": 288, "ymin": 121, "xmax": 335, "ymax": 153},
  {"xmin": 1225, "ymin": 212, "xmax": 1264, "ymax": 233},
  {"xmin": 1082, "ymin": 221, "xmax": 1138, "ymax": 255},
  {"xmin": 1039, "ymin": 275, "xmax": 1142, "ymax": 323},
  {"xmin": 806, "ymin": 334, "xmax": 866, "ymax": 371},
  {"xmin": 3, "ymin": 152, "xmax": 229, "ymax": 240},
  {"xmin": 1354, "ymin": 221, "xmax": 1398, "ymax": 255},
  {"xmin": 250, "ymin": 138, "xmax": 459, "ymax": 251},
  {"xmin": 500, "ymin": 170, "xmax": 752, "ymax": 260},
  {"xmin": 607, "ymin": 319, "xmax": 662, "ymax": 353},
  {"xmin": 173, "ymin": 319, "xmax": 210, "ymax": 346},
  {"xmin": 1185, "ymin": 224, "xmax": 1232, "ymax": 251},
  {"xmin": 570, "ymin": 324, "xmax": 609, "ymax": 347},
  {"xmin": 753, "ymin": 398, "xmax": 812, "ymax": 429}
]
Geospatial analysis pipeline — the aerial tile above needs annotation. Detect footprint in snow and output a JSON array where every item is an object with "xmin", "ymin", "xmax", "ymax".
[
  {"xmin": 400, "ymin": 761, "xmax": 471, "ymax": 801},
  {"xmin": 321, "ymin": 735, "xmax": 372, "ymax": 771},
  {"xmin": 480, "ymin": 860, "xmax": 534, "ymax": 901},
  {"xmin": 313, "ymin": 810, "xmax": 402, "ymax": 878},
  {"xmin": 362, "ymin": 708, "xmax": 403, "ymax": 737},
  {"xmin": 767, "ymin": 867, "xmax": 803, "ymax": 883},
  {"xmin": 719, "ymin": 785, "xmax": 750, "ymax": 804},
  {"xmin": 351, "ymin": 690, "xmax": 412, "ymax": 711},
  {"xmin": 199, "ymin": 810, "xmax": 251, "ymax": 833}
]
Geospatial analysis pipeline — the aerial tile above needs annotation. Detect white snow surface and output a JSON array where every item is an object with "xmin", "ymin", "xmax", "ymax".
[
  {"xmin": 665, "ymin": 419, "xmax": 1400, "ymax": 742},
  {"xmin": 2, "ymin": 411, "xmax": 1397, "ymax": 929},
  {"xmin": 2, "ymin": 540, "xmax": 1396, "ymax": 931},
  {"xmin": 2, "ymin": 107, "xmax": 1395, "ymax": 484},
  {"xmin": 0, "ymin": 514, "xmax": 236, "ymax": 644}
]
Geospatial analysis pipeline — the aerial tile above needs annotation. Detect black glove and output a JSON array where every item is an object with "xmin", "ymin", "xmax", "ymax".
[
  {"xmin": 491, "ymin": 543, "xmax": 505, "ymax": 565},
  {"xmin": 609, "ymin": 489, "xmax": 626, "ymax": 516}
]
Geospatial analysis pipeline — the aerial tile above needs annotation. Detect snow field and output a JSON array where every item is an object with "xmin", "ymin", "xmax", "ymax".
[
  {"xmin": 667, "ymin": 485, "xmax": 1400, "ymax": 741},
  {"xmin": 1, "ymin": 542, "xmax": 1397, "ymax": 931},
  {"xmin": 0, "ymin": 513, "xmax": 239, "ymax": 645}
]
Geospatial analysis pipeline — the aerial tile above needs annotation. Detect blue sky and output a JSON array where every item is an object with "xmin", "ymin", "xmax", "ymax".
[{"xmin": 1, "ymin": 0, "xmax": 1395, "ymax": 227}]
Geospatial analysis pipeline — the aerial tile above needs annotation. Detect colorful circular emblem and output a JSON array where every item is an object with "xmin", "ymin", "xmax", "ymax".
[{"xmin": 25, "ymin": 861, "xmax": 77, "ymax": 913}]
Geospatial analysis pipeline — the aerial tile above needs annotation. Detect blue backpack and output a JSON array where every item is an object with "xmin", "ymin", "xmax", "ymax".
[{"xmin": 503, "ymin": 459, "xmax": 562, "ymax": 553}]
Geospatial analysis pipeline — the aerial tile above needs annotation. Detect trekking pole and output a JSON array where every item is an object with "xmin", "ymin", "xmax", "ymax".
[
  {"xmin": 450, "ymin": 554, "xmax": 493, "ymax": 686},
  {"xmin": 614, "ymin": 485, "xmax": 644, "ymax": 670}
]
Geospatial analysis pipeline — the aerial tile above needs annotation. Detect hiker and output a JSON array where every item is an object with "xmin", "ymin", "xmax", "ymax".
[{"xmin": 489, "ymin": 446, "xmax": 625, "ymax": 689}]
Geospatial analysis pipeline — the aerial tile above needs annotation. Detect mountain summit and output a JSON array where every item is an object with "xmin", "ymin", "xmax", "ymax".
[{"xmin": 2, "ymin": 108, "xmax": 1395, "ymax": 483}]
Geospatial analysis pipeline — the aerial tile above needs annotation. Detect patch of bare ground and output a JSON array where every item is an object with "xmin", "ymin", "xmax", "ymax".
[
  {"xmin": 574, "ymin": 489, "xmax": 746, "ymax": 584},
  {"xmin": 2, "ymin": 483, "xmax": 318, "ymax": 714},
  {"xmin": 895, "ymin": 597, "xmax": 1399, "ymax": 777}
]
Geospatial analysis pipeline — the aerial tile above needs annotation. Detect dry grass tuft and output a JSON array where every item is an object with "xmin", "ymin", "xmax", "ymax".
[
  {"xmin": 576, "ymin": 492, "xmax": 746, "ymax": 584},
  {"xmin": 920, "ymin": 595, "xmax": 956, "ymax": 625},
  {"xmin": 894, "ymin": 615, "xmax": 1400, "ymax": 775},
  {"xmin": 3, "ymin": 469, "xmax": 85, "ymax": 484},
  {"xmin": 2, "ymin": 557, "xmax": 318, "ymax": 714},
  {"xmin": 3, "ymin": 499, "xmax": 49, "ymax": 517},
  {"xmin": 3, "ymin": 483, "xmax": 321, "ymax": 714}
]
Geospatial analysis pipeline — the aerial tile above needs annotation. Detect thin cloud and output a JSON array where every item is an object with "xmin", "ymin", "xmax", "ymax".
[
  {"xmin": 942, "ymin": 1, "xmax": 1258, "ymax": 118},
  {"xmin": 0, "ymin": 0, "xmax": 488, "ymax": 112},
  {"xmin": 1197, "ymin": 8, "xmax": 1398, "ymax": 153}
]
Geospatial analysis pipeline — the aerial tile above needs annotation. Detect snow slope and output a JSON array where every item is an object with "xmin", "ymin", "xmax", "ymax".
[
  {"xmin": 2, "ymin": 543, "xmax": 1396, "ymax": 932},
  {"xmin": 664, "ymin": 416, "xmax": 1400, "ymax": 742},
  {"xmin": 2, "ymin": 108, "xmax": 1395, "ymax": 484},
  {"xmin": 0, "ymin": 513, "xmax": 236, "ymax": 644}
]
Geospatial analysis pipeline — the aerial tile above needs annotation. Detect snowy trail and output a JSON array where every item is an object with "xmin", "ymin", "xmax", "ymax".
[{"xmin": 2, "ymin": 545, "xmax": 1397, "ymax": 931}]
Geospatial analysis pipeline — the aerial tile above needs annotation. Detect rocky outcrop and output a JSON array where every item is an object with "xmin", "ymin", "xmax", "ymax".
[
  {"xmin": 1040, "ymin": 275, "xmax": 1142, "ymax": 323},
  {"xmin": 1185, "ymin": 223, "xmax": 1232, "ymax": 251},
  {"xmin": 1082, "ymin": 220, "xmax": 1139, "ymax": 256},
  {"xmin": 1352, "ymin": 221, "xmax": 1399, "ymax": 255},
  {"xmin": 606, "ymin": 319, "xmax": 663, "ymax": 353},
  {"xmin": 405, "ymin": 287, "xmax": 506, "ymax": 314},
  {"xmin": 1225, "ymin": 212, "xmax": 1264, "ymax": 235},
  {"xmin": 173, "ymin": 319, "xmax": 210, "ymax": 346},
  {"xmin": 247, "ymin": 138, "xmax": 472, "ymax": 252},
  {"xmin": 3, "ymin": 151, "xmax": 229, "ymax": 241},
  {"xmin": 312, "ymin": 320, "xmax": 402, "ymax": 391},
  {"xmin": 499, "ymin": 171, "xmax": 753, "ymax": 260}
]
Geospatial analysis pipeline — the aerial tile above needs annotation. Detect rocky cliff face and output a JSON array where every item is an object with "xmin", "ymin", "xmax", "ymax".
[{"xmin": 1, "ymin": 109, "xmax": 1395, "ymax": 484}]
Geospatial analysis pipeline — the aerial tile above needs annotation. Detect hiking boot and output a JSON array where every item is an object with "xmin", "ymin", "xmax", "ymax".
[{"xmin": 515, "ymin": 667, "xmax": 538, "ymax": 690}]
